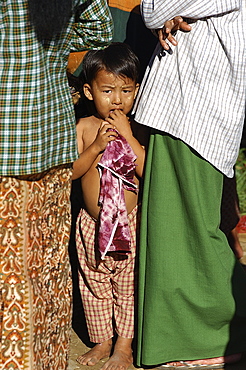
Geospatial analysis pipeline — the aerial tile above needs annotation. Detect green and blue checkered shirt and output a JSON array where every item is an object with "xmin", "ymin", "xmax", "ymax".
[{"xmin": 0, "ymin": 0, "xmax": 113, "ymax": 176}]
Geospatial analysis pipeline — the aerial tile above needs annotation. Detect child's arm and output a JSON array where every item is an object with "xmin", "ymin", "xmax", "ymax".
[
  {"xmin": 72, "ymin": 120, "xmax": 118, "ymax": 180},
  {"xmin": 105, "ymin": 110, "xmax": 146, "ymax": 178}
]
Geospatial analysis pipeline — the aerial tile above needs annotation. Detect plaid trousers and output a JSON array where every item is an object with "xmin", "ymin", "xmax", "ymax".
[{"xmin": 75, "ymin": 206, "xmax": 137, "ymax": 343}]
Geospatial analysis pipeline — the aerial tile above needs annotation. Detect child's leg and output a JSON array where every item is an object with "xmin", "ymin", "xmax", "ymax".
[
  {"xmin": 75, "ymin": 209, "xmax": 114, "ymax": 365},
  {"xmin": 99, "ymin": 207, "xmax": 137, "ymax": 370}
]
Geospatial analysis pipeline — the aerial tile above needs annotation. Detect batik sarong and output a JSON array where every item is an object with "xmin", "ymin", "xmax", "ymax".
[{"xmin": 0, "ymin": 165, "xmax": 73, "ymax": 370}]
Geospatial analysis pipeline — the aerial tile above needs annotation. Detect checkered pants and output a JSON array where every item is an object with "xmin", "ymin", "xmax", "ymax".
[{"xmin": 75, "ymin": 206, "xmax": 137, "ymax": 343}]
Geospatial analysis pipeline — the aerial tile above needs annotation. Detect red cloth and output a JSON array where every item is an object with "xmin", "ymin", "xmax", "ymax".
[{"xmin": 97, "ymin": 131, "xmax": 137, "ymax": 259}]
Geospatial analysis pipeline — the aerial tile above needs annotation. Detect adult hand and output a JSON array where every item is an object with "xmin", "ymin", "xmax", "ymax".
[{"xmin": 157, "ymin": 16, "xmax": 192, "ymax": 50}]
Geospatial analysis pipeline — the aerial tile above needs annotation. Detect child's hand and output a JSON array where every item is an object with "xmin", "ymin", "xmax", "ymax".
[
  {"xmin": 93, "ymin": 121, "xmax": 118, "ymax": 152},
  {"xmin": 105, "ymin": 110, "xmax": 132, "ymax": 140}
]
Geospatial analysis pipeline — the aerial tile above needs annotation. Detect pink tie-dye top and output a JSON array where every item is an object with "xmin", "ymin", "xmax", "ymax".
[{"xmin": 97, "ymin": 130, "xmax": 138, "ymax": 259}]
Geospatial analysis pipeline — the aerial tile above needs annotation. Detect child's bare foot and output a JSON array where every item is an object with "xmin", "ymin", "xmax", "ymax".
[
  {"xmin": 77, "ymin": 339, "xmax": 112, "ymax": 366},
  {"xmin": 100, "ymin": 337, "xmax": 133, "ymax": 370}
]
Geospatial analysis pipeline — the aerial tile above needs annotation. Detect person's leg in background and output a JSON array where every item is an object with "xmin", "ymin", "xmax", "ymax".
[{"xmin": 220, "ymin": 174, "xmax": 244, "ymax": 260}]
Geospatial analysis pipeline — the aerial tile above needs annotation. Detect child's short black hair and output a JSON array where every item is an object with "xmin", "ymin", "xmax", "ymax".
[{"xmin": 82, "ymin": 42, "xmax": 140, "ymax": 85}]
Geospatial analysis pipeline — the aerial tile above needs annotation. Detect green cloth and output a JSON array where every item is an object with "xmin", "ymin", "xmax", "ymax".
[
  {"xmin": 137, "ymin": 132, "xmax": 246, "ymax": 367},
  {"xmin": 0, "ymin": 0, "xmax": 113, "ymax": 176}
]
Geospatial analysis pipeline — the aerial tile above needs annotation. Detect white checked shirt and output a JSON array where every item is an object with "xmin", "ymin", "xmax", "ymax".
[{"xmin": 134, "ymin": 0, "xmax": 246, "ymax": 177}]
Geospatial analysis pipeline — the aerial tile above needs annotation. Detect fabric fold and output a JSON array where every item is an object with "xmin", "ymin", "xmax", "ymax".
[{"xmin": 97, "ymin": 130, "xmax": 138, "ymax": 259}]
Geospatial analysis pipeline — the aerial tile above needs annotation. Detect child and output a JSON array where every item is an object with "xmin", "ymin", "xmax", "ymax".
[{"xmin": 72, "ymin": 43, "xmax": 146, "ymax": 370}]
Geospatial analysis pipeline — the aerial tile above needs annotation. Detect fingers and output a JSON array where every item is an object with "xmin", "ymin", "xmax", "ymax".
[
  {"xmin": 94, "ymin": 122, "xmax": 117, "ymax": 152},
  {"xmin": 165, "ymin": 32, "xmax": 178, "ymax": 47},
  {"xmin": 105, "ymin": 110, "xmax": 130, "ymax": 129},
  {"xmin": 99, "ymin": 122, "xmax": 117, "ymax": 138},
  {"xmin": 100, "ymin": 121, "xmax": 115, "ymax": 130},
  {"xmin": 179, "ymin": 21, "xmax": 192, "ymax": 32},
  {"xmin": 165, "ymin": 16, "xmax": 183, "ymax": 34},
  {"xmin": 159, "ymin": 18, "xmax": 179, "ymax": 50},
  {"xmin": 158, "ymin": 28, "xmax": 175, "ymax": 50},
  {"xmin": 107, "ymin": 109, "xmax": 123, "ymax": 120},
  {"xmin": 159, "ymin": 16, "xmax": 192, "ymax": 50}
]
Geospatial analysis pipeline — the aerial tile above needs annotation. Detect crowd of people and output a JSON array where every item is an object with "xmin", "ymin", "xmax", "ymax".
[{"xmin": 1, "ymin": 1, "xmax": 246, "ymax": 370}]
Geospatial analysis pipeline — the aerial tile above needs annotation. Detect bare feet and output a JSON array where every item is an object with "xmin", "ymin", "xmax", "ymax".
[
  {"xmin": 166, "ymin": 353, "xmax": 242, "ymax": 367},
  {"xmin": 77, "ymin": 339, "xmax": 112, "ymax": 366},
  {"xmin": 100, "ymin": 336, "xmax": 133, "ymax": 370}
]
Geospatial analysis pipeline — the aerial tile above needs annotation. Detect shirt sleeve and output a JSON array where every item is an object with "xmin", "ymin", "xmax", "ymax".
[
  {"xmin": 70, "ymin": 0, "xmax": 113, "ymax": 51},
  {"xmin": 140, "ymin": 0, "xmax": 242, "ymax": 29}
]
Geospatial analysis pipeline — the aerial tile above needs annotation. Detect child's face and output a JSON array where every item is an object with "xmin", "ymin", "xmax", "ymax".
[{"xmin": 83, "ymin": 69, "xmax": 139, "ymax": 120}]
